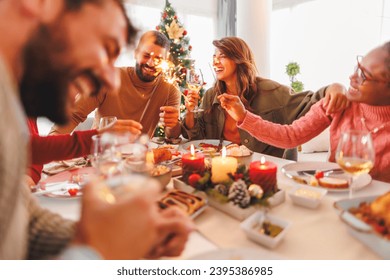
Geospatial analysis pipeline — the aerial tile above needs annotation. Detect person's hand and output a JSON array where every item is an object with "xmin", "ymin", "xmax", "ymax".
[
  {"xmin": 184, "ymin": 90, "xmax": 200, "ymax": 112},
  {"xmin": 99, "ymin": 119, "xmax": 143, "ymax": 136},
  {"xmin": 24, "ymin": 175, "xmax": 36, "ymax": 191},
  {"xmin": 323, "ymin": 83, "xmax": 350, "ymax": 115},
  {"xmin": 73, "ymin": 178, "xmax": 161, "ymax": 260},
  {"xmin": 218, "ymin": 93, "xmax": 247, "ymax": 123},
  {"xmin": 146, "ymin": 207, "xmax": 194, "ymax": 258},
  {"xmin": 160, "ymin": 106, "xmax": 179, "ymax": 128}
]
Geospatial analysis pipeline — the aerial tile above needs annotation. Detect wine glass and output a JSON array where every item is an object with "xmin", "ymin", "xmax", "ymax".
[
  {"xmin": 99, "ymin": 116, "xmax": 117, "ymax": 130},
  {"xmin": 186, "ymin": 68, "xmax": 204, "ymax": 114},
  {"xmin": 335, "ymin": 130, "xmax": 375, "ymax": 198},
  {"xmin": 90, "ymin": 133, "xmax": 123, "ymax": 178}
]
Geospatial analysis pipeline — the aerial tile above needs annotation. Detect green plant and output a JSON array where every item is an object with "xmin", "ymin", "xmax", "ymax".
[{"xmin": 285, "ymin": 62, "xmax": 304, "ymax": 93}]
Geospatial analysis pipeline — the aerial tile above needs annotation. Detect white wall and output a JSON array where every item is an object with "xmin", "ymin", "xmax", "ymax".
[{"xmin": 270, "ymin": 0, "xmax": 390, "ymax": 91}]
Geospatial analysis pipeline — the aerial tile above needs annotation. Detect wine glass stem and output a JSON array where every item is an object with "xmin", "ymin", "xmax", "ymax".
[{"xmin": 349, "ymin": 175, "xmax": 356, "ymax": 199}]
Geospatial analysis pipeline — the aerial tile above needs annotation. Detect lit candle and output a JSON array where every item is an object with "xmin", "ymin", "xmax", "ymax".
[
  {"xmin": 249, "ymin": 156, "xmax": 277, "ymax": 194},
  {"xmin": 211, "ymin": 146, "xmax": 238, "ymax": 184},
  {"xmin": 182, "ymin": 144, "xmax": 205, "ymax": 182}
]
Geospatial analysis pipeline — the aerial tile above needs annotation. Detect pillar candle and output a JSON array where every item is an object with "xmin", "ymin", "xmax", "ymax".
[
  {"xmin": 211, "ymin": 147, "xmax": 238, "ymax": 184},
  {"xmin": 249, "ymin": 156, "xmax": 277, "ymax": 193},
  {"xmin": 182, "ymin": 144, "xmax": 205, "ymax": 182}
]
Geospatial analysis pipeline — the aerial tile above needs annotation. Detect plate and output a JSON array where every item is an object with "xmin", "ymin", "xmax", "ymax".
[
  {"xmin": 39, "ymin": 167, "xmax": 97, "ymax": 199},
  {"xmin": 281, "ymin": 161, "xmax": 372, "ymax": 193},
  {"xmin": 120, "ymin": 142, "xmax": 158, "ymax": 156},
  {"xmin": 189, "ymin": 247, "xmax": 282, "ymax": 260},
  {"xmin": 43, "ymin": 183, "xmax": 82, "ymax": 199},
  {"xmin": 333, "ymin": 196, "xmax": 390, "ymax": 259},
  {"xmin": 181, "ymin": 139, "xmax": 231, "ymax": 154}
]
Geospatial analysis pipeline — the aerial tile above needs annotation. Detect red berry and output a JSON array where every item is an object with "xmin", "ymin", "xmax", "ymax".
[
  {"xmin": 315, "ymin": 171, "xmax": 324, "ymax": 180},
  {"xmin": 68, "ymin": 188, "xmax": 78, "ymax": 196},
  {"xmin": 183, "ymin": 30, "xmax": 187, "ymax": 36},
  {"xmin": 188, "ymin": 173, "xmax": 201, "ymax": 187},
  {"xmin": 234, "ymin": 173, "xmax": 244, "ymax": 181}
]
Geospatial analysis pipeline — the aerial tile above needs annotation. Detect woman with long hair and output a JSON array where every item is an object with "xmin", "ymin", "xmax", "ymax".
[{"xmin": 182, "ymin": 37, "xmax": 347, "ymax": 159}]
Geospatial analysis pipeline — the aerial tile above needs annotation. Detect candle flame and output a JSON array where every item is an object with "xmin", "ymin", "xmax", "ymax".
[
  {"xmin": 260, "ymin": 156, "xmax": 266, "ymax": 164},
  {"xmin": 190, "ymin": 144, "xmax": 195, "ymax": 156},
  {"xmin": 221, "ymin": 146, "xmax": 226, "ymax": 158}
]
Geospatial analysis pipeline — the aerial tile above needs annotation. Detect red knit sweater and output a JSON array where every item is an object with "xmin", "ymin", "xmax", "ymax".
[{"xmin": 27, "ymin": 118, "xmax": 97, "ymax": 183}]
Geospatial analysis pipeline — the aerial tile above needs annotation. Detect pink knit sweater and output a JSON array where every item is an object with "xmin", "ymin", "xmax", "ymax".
[{"xmin": 239, "ymin": 99, "xmax": 390, "ymax": 183}]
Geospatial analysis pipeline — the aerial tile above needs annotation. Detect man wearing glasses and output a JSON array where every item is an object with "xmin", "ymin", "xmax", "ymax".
[{"xmin": 219, "ymin": 41, "xmax": 390, "ymax": 183}]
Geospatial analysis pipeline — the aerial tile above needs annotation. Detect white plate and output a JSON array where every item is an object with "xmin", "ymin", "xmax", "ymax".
[
  {"xmin": 120, "ymin": 142, "xmax": 158, "ymax": 156},
  {"xmin": 281, "ymin": 161, "xmax": 372, "ymax": 193},
  {"xmin": 39, "ymin": 167, "xmax": 97, "ymax": 199},
  {"xmin": 43, "ymin": 183, "xmax": 82, "ymax": 199},
  {"xmin": 189, "ymin": 247, "xmax": 282, "ymax": 260},
  {"xmin": 181, "ymin": 139, "xmax": 231, "ymax": 154}
]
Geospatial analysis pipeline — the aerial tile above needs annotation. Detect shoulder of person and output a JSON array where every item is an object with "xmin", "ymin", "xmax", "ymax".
[{"xmin": 256, "ymin": 77, "xmax": 287, "ymax": 92}]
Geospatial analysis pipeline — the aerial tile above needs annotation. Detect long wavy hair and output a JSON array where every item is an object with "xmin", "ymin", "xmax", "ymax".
[
  {"xmin": 384, "ymin": 41, "xmax": 390, "ymax": 88},
  {"xmin": 212, "ymin": 37, "xmax": 259, "ymax": 109}
]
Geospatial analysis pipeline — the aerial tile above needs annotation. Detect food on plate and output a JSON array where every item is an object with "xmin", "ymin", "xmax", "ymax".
[
  {"xmin": 186, "ymin": 142, "xmax": 219, "ymax": 153},
  {"xmin": 152, "ymin": 147, "xmax": 172, "ymax": 163},
  {"xmin": 349, "ymin": 192, "xmax": 390, "ymax": 239},
  {"xmin": 226, "ymin": 144, "xmax": 252, "ymax": 156},
  {"xmin": 370, "ymin": 192, "xmax": 390, "ymax": 227},
  {"xmin": 159, "ymin": 190, "xmax": 206, "ymax": 216},
  {"xmin": 318, "ymin": 177, "xmax": 349, "ymax": 189},
  {"xmin": 67, "ymin": 188, "xmax": 79, "ymax": 196},
  {"xmin": 150, "ymin": 164, "xmax": 171, "ymax": 176}
]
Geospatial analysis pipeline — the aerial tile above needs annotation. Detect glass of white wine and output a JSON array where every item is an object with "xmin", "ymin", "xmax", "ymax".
[
  {"xmin": 335, "ymin": 130, "xmax": 375, "ymax": 198},
  {"xmin": 90, "ymin": 133, "xmax": 123, "ymax": 178},
  {"xmin": 186, "ymin": 68, "xmax": 204, "ymax": 114}
]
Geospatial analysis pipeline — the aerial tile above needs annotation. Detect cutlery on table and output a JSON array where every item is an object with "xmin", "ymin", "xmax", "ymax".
[
  {"xmin": 284, "ymin": 172, "xmax": 309, "ymax": 185},
  {"xmin": 296, "ymin": 168, "xmax": 344, "ymax": 177},
  {"xmin": 216, "ymin": 138, "xmax": 224, "ymax": 152}
]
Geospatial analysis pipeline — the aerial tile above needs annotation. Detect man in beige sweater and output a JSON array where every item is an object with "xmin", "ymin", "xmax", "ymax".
[{"xmin": 51, "ymin": 30, "xmax": 182, "ymax": 139}]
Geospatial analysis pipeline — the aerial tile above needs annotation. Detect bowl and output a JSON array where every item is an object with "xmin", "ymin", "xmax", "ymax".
[
  {"xmin": 226, "ymin": 145, "xmax": 254, "ymax": 166},
  {"xmin": 150, "ymin": 164, "xmax": 172, "ymax": 189},
  {"xmin": 231, "ymin": 152, "xmax": 253, "ymax": 166},
  {"xmin": 240, "ymin": 211, "xmax": 291, "ymax": 249},
  {"xmin": 288, "ymin": 185, "xmax": 327, "ymax": 209}
]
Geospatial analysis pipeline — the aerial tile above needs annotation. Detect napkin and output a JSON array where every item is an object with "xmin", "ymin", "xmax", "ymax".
[{"xmin": 43, "ymin": 157, "xmax": 88, "ymax": 175}]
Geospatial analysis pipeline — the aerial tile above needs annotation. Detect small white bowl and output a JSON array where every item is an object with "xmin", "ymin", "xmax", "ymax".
[
  {"xmin": 240, "ymin": 211, "xmax": 291, "ymax": 249},
  {"xmin": 288, "ymin": 185, "xmax": 327, "ymax": 209}
]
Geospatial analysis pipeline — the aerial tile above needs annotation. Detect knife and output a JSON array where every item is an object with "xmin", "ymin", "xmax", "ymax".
[
  {"xmin": 216, "ymin": 138, "xmax": 224, "ymax": 152},
  {"xmin": 284, "ymin": 172, "xmax": 309, "ymax": 185}
]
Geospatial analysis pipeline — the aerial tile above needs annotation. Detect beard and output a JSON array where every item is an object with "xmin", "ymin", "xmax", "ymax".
[
  {"xmin": 19, "ymin": 25, "xmax": 74, "ymax": 126},
  {"xmin": 135, "ymin": 62, "xmax": 158, "ymax": 82}
]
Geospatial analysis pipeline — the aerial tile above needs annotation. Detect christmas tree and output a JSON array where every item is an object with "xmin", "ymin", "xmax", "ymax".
[
  {"xmin": 154, "ymin": 0, "xmax": 193, "ymax": 138},
  {"xmin": 156, "ymin": 0, "xmax": 193, "ymax": 89}
]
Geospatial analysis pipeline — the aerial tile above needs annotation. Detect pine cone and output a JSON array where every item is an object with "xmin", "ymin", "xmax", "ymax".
[
  {"xmin": 214, "ymin": 184, "xmax": 229, "ymax": 196},
  {"xmin": 228, "ymin": 179, "xmax": 251, "ymax": 208}
]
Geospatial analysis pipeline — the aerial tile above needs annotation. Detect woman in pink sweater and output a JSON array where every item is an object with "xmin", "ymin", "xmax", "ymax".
[{"xmin": 219, "ymin": 42, "xmax": 390, "ymax": 183}]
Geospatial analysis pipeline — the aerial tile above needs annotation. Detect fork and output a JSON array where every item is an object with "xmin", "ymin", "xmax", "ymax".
[{"xmin": 297, "ymin": 168, "xmax": 344, "ymax": 177}]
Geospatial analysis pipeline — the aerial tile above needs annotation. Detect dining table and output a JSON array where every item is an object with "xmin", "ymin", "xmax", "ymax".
[{"xmin": 36, "ymin": 150, "xmax": 390, "ymax": 260}]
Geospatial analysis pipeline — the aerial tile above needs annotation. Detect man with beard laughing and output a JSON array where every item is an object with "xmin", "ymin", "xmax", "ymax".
[
  {"xmin": 0, "ymin": 0, "xmax": 193, "ymax": 260},
  {"xmin": 50, "ymin": 30, "xmax": 182, "ymax": 140}
]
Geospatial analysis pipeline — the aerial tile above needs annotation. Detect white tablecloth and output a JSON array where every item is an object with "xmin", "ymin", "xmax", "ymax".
[{"xmin": 37, "ymin": 153, "xmax": 390, "ymax": 260}]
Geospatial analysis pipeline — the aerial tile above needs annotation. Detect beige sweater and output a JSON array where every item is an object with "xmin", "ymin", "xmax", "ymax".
[{"xmin": 51, "ymin": 67, "xmax": 181, "ymax": 138}]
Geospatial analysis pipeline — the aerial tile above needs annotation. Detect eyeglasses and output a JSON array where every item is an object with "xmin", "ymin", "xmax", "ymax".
[{"xmin": 354, "ymin": 55, "xmax": 389, "ymax": 85}]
